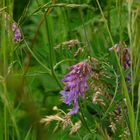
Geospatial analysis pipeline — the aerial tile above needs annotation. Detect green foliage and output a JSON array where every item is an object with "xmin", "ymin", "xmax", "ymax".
[{"xmin": 0, "ymin": 0, "xmax": 140, "ymax": 140}]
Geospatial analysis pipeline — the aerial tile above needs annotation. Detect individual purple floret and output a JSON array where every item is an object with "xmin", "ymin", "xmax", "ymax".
[
  {"xmin": 12, "ymin": 22, "xmax": 17, "ymax": 31},
  {"xmin": 60, "ymin": 61, "xmax": 92, "ymax": 114}
]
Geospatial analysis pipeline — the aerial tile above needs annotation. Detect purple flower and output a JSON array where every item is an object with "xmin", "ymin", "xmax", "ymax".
[
  {"xmin": 13, "ymin": 28, "xmax": 21, "ymax": 42},
  {"xmin": 4, "ymin": 13, "xmax": 21, "ymax": 42},
  {"xmin": 12, "ymin": 22, "xmax": 17, "ymax": 31},
  {"xmin": 109, "ymin": 44, "xmax": 120, "ymax": 53},
  {"xmin": 12, "ymin": 22, "xmax": 21, "ymax": 42},
  {"xmin": 60, "ymin": 61, "xmax": 92, "ymax": 114},
  {"xmin": 109, "ymin": 44, "xmax": 131, "ymax": 91},
  {"xmin": 109, "ymin": 44, "xmax": 131, "ymax": 70},
  {"xmin": 123, "ymin": 48, "xmax": 131, "ymax": 69}
]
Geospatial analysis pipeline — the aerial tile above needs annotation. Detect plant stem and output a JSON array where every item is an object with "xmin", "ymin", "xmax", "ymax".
[
  {"xmin": 1, "ymin": 1, "xmax": 7, "ymax": 138},
  {"xmin": 79, "ymin": 100, "xmax": 92, "ymax": 134},
  {"xmin": 78, "ymin": 8, "xmax": 93, "ymax": 56},
  {"xmin": 44, "ymin": 14, "xmax": 63, "ymax": 89}
]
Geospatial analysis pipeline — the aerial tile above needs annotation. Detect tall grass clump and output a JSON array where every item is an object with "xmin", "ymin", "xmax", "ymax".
[{"xmin": 0, "ymin": 0, "xmax": 140, "ymax": 140}]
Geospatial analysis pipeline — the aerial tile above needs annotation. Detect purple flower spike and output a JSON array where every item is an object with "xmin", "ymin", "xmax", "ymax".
[
  {"xmin": 123, "ymin": 48, "xmax": 131, "ymax": 69},
  {"xmin": 60, "ymin": 61, "xmax": 92, "ymax": 115},
  {"xmin": 4, "ymin": 13, "xmax": 21, "ymax": 42},
  {"xmin": 109, "ymin": 43, "xmax": 131, "ymax": 91},
  {"xmin": 12, "ymin": 22, "xmax": 21, "ymax": 42},
  {"xmin": 109, "ymin": 44, "xmax": 131, "ymax": 70}
]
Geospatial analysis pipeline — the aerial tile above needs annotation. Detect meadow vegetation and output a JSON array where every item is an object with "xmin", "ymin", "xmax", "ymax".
[{"xmin": 0, "ymin": 0, "xmax": 140, "ymax": 140}]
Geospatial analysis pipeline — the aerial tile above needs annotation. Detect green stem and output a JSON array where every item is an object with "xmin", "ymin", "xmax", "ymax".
[
  {"xmin": 32, "ymin": 3, "xmax": 94, "ymax": 15},
  {"xmin": 35, "ymin": 0, "xmax": 62, "ymax": 89},
  {"xmin": 24, "ymin": 40, "xmax": 51, "ymax": 75},
  {"xmin": 0, "ymin": 7, "xmax": 7, "ymax": 12},
  {"xmin": 79, "ymin": 100, "xmax": 92, "ymax": 134},
  {"xmin": 101, "ymin": 63, "xmax": 118, "ymax": 120},
  {"xmin": 3, "ymin": 83, "xmax": 7, "ymax": 140},
  {"xmin": 44, "ymin": 14, "xmax": 63, "ymax": 89},
  {"xmin": 1, "ymin": 81, "xmax": 20, "ymax": 140},
  {"xmin": 78, "ymin": 8, "xmax": 93, "ymax": 56},
  {"xmin": 1, "ymin": 1, "xmax": 7, "ymax": 138}
]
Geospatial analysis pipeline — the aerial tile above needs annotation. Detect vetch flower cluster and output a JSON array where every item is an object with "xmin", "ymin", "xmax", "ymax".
[
  {"xmin": 12, "ymin": 22, "xmax": 21, "ymax": 42},
  {"xmin": 4, "ymin": 13, "xmax": 21, "ymax": 42},
  {"xmin": 109, "ymin": 44, "xmax": 131, "ymax": 70},
  {"xmin": 122, "ymin": 48, "xmax": 131, "ymax": 69},
  {"xmin": 60, "ymin": 61, "xmax": 92, "ymax": 114},
  {"xmin": 109, "ymin": 43, "xmax": 131, "ymax": 91}
]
